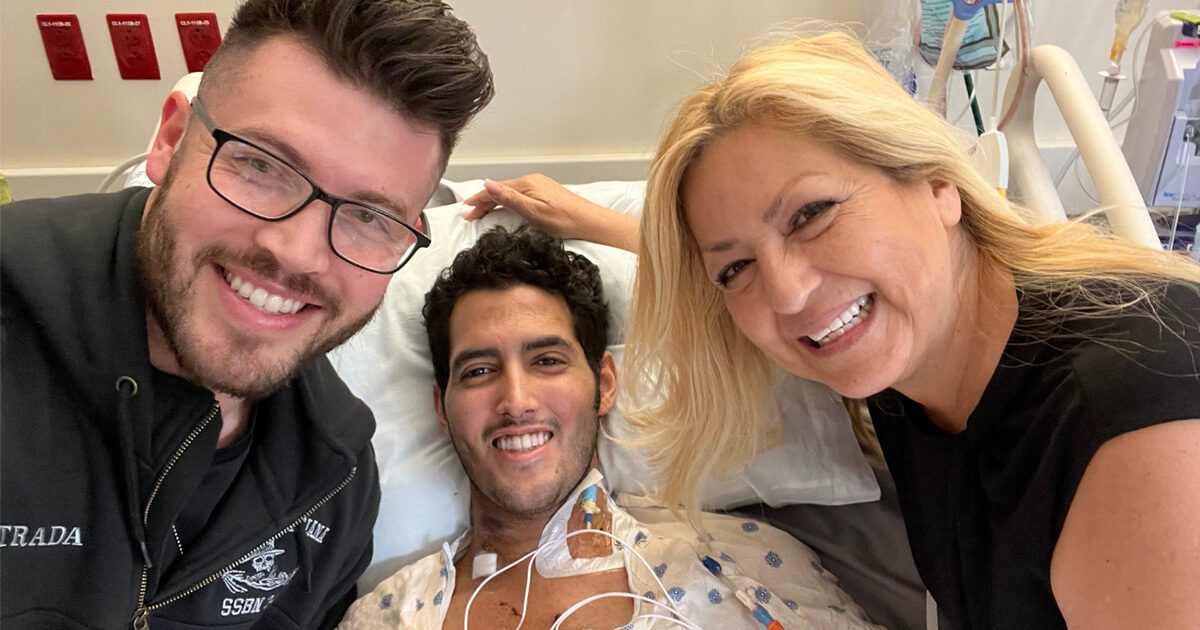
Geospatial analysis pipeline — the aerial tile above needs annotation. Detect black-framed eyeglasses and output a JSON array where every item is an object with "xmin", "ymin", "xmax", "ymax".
[{"xmin": 191, "ymin": 98, "xmax": 431, "ymax": 274}]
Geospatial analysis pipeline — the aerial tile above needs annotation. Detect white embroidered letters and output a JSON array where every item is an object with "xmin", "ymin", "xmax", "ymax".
[{"xmin": 0, "ymin": 525, "xmax": 84, "ymax": 547}]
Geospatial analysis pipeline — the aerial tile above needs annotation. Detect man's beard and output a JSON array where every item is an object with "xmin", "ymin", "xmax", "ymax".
[
  {"xmin": 452, "ymin": 392, "xmax": 601, "ymax": 520},
  {"xmin": 137, "ymin": 165, "xmax": 379, "ymax": 400}
]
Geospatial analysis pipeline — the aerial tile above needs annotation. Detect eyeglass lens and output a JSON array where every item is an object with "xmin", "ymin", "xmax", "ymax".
[{"xmin": 209, "ymin": 137, "xmax": 421, "ymax": 272}]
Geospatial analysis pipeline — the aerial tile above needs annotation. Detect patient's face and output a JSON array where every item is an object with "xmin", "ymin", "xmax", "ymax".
[{"xmin": 436, "ymin": 285, "xmax": 615, "ymax": 519}]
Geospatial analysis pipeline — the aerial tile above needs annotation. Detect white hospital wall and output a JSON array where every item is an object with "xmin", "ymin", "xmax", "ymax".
[
  {"xmin": 0, "ymin": 0, "xmax": 1184, "ymax": 212},
  {"xmin": 0, "ymin": 0, "xmax": 860, "ymax": 198}
]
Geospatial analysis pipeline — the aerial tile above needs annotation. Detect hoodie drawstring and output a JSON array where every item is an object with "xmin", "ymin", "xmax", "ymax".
[{"xmin": 116, "ymin": 376, "xmax": 154, "ymax": 569}]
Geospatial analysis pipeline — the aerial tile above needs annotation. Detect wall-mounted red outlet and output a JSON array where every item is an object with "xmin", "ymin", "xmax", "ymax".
[
  {"xmin": 175, "ymin": 13, "xmax": 221, "ymax": 73},
  {"xmin": 107, "ymin": 13, "xmax": 160, "ymax": 80},
  {"xmin": 36, "ymin": 14, "xmax": 93, "ymax": 80}
]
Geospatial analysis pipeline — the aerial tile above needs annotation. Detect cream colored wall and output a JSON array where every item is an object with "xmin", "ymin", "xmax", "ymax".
[
  {"xmin": 0, "ymin": 1, "xmax": 863, "ymax": 198},
  {"xmin": 0, "ymin": 0, "xmax": 1186, "ymax": 206}
]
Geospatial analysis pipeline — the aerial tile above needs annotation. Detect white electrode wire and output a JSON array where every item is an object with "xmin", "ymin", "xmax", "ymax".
[
  {"xmin": 463, "ymin": 546, "xmax": 541, "ymax": 630},
  {"xmin": 548, "ymin": 529, "xmax": 695, "ymax": 628},
  {"xmin": 550, "ymin": 594, "xmax": 702, "ymax": 630},
  {"xmin": 512, "ymin": 545, "xmax": 538, "ymax": 630},
  {"xmin": 463, "ymin": 527, "xmax": 692, "ymax": 630},
  {"xmin": 990, "ymin": 0, "xmax": 1010, "ymax": 119}
]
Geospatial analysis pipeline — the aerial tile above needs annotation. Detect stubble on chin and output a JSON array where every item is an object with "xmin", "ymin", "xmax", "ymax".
[
  {"xmin": 452, "ymin": 411, "xmax": 601, "ymax": 520},
  {"xmin": 137, "ymin": 176, "xmax": 380, "ymax": 400}
]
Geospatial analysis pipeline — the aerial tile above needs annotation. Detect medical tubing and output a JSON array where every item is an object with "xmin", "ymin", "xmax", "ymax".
[
  {"xmin": 1056, "ymin": 23, "xmax": 1153, "ymax": 190},
  {"xmin": 98, "ymin": 152, "xmax": 150, "ymax": 193},
  {"xmin": 545, "ymin": 529, "xmax": 701, "ymax": 630},
  {"xmin": 581, "ymin": 484, "xmax": 599, "ymax": 529},
  {"xmin": 965, "ymin": 73, "xmax": 986, "ymax": 134},
  {"xmin": 951, "ymin": 78, "xmax": 978, "ymax": 126},
  {"xmin": 734, "ymin": 588, "xmax": 785, "ymax": 629},
  {"xmin": 550, "ymin": 593, "xmax": 702, "ymax": 630},
  {"xmin": 463, "ymin": 526, "xmax": 689, "ymax": 630},
  {"xmin": 1073, "ymin": 155, "xmax": 1103, "ymax": 205},
  {"xmin": 627, "ymin": 612, "xmax": 705, "ymax": 629},
  {"xmin": 1056, "ymin": 20, "xmax": 1155, "ymax": 194},
  {"xmin": 702, "ymin": 555, "xmax": 787, "ymax": 629},
  {"xmin": 1166, "ymin": 136, "xmax": 1194, "ymax": 250},
  {"xmin": 1108, "ymin": 23, "xmax": 1156, "ymax": 129},
  {"xmin": 1053, "ymin": 149, "xmax": 1081, "ymax": 188}
]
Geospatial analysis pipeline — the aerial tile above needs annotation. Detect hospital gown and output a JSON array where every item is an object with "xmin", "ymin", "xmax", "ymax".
[{"xmin": 340, "ymin": 470, "xmax": 881, "ymax": 629}]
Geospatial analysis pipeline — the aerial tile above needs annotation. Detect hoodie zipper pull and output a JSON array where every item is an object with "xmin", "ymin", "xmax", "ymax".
[{"xmin": 132, "ymin": 606, "xmax": 150, "ymax": 630}]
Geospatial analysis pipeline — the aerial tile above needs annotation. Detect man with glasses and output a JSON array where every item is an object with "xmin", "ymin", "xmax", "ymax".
[{"xmin": 0, "ymin": 0, "xmax": 492, "ymax": 627}]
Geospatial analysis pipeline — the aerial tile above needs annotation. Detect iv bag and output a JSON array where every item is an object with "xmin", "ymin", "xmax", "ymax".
[
  {"xmin": 918, "ymin": 0, "xmax": 1008, "ymax": 70},
  {"xmin": 860, "ymin": 0, "xmax": 921, "ymax": 93}
]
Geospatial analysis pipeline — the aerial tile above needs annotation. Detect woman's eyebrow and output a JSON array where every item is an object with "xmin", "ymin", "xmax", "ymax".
[{"xmin": 762, "ymin": 171, "xmax": 833, "ymax": 223}]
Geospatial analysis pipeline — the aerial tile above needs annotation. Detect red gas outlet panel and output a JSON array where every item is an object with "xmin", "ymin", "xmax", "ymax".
[
  {"xmin": 175, "ymin": 13, "xmax": 221, "ymax": 73},
  {"xmin": 36, "ymin": 14, "xmax": 93, "ymax": 80},
  {"xmin": 107, "ymin": 13, "xmax": 160, "ymax": 80}
]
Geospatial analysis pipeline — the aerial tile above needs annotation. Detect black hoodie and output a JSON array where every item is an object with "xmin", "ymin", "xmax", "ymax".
[{"xmin": 1, "ymin": 188, "xmax": 381, "ymax": 629}]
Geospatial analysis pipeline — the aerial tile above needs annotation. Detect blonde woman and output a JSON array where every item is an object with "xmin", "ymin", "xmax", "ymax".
[{"xmin": 464, "ymin": 32, "xmax": 1200, "ymax": 629}]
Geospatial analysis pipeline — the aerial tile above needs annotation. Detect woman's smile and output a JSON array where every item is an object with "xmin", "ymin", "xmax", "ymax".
[{"xmin": 683, "ymin": 125, "xmax": 965, "ymax": 399}]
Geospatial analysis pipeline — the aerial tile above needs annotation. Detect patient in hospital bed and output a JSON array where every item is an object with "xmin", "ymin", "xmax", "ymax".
[{"xmin": 338, "ymin": 226, "xmax": 878, "ymax": 629}]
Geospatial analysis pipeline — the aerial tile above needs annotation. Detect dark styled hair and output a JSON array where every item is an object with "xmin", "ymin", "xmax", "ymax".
[
  {"xmin": 423, "ymin": 226, "xmax": 610, "ymax": 390},
  {"xmin": 200, "ymin": 0, "xmax": 493, "ymax": 167}
]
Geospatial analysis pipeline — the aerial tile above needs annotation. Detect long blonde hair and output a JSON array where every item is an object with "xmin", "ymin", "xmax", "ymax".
[{"xmin": 624, "ymin": 31, "xmax": 1200, "ymax": 515}]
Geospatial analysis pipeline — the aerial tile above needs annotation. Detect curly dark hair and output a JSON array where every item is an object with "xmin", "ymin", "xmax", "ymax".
[
  {"xmin": 201, "ymin": 0, "xmax": 493, "ymax": 168},
  {"xmin": 423, "ymin": 226, "xmax": 610, "ymax": 391}
]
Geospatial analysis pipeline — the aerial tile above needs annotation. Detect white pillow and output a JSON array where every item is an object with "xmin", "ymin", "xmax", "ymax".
[{"xmin": 329, "ymin": 180, "xmax": 879, "ymax": 591}]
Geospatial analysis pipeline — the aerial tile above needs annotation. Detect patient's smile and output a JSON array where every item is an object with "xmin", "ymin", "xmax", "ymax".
[{"xmin": 494, "ymin": 430, "xmax": 552, "ymax": 452}]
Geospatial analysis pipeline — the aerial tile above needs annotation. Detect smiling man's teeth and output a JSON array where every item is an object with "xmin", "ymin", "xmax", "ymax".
[
  {"xmin": 496, "ymin": 431, "xmax": 551, "ymax": 452},
  {"xmin": 809, "ymin": 295, "xmax": 874, "ymax": 346},
  {"xmin": 223, "ymin": 271, "xmax": 305, "ymax": 315}
]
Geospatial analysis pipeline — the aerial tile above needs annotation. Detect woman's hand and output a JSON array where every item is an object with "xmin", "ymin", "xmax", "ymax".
[{"xmin": 462, "ymin": 174, "xmax": 639, "ymax": 252}]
